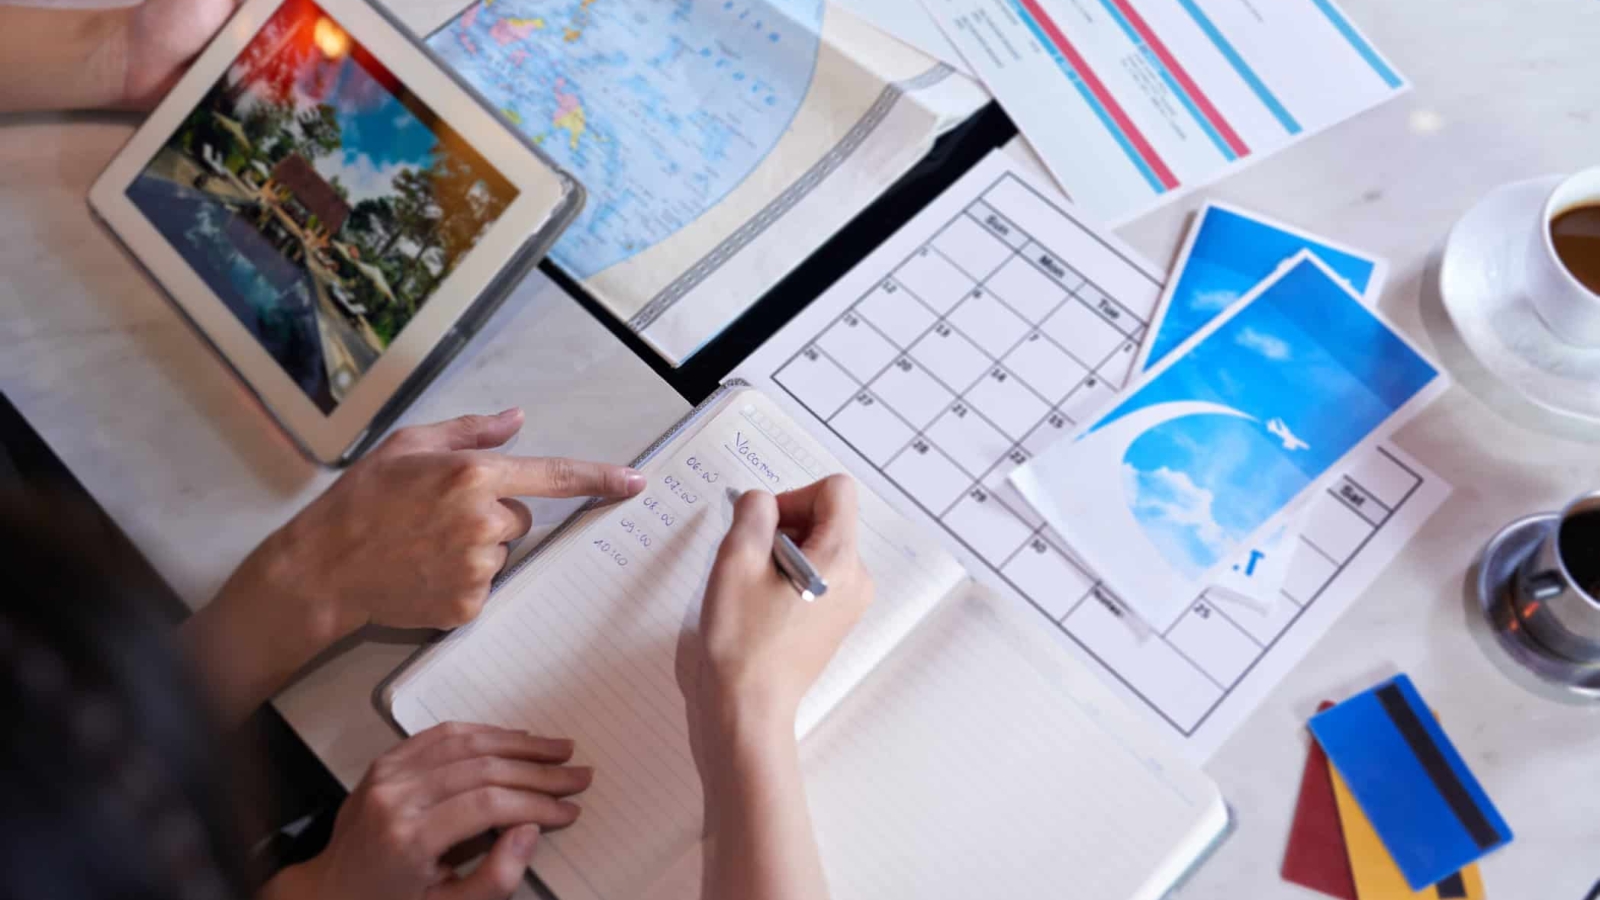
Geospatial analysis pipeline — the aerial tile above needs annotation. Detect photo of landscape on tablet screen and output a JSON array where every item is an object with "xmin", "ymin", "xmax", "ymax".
[{"xmin": 127, "ymin": 0, "xmax": 519, "ymax": 413}]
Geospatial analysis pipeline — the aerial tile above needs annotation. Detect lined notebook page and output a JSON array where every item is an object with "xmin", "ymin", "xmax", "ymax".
[
  {"xmin": 387, "ymin": 389, "xmax": 967, "ymax": 900},
  {"xmin": 797, "ymin": 583, "xmax": 1229, "ymax": 900}
]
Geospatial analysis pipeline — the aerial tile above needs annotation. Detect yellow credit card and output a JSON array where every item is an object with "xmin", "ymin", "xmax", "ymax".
[{"xmin": 1329, "ymin": 764, "xmax": 1485, "ymax": 899}]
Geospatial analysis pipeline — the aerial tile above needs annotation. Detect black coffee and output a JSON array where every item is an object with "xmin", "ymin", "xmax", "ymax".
[
  {"xmin": 1557, "ymin": 509, "xmax": 1600, "ymax": 597},
  {"xmin": 1550, "ymin": 204, "xmax": 1600, "ymax": 296}
]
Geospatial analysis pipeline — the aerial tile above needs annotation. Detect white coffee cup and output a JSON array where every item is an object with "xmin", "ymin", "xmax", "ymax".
[{"xmin": 1527, "ymin": 166, "xmax": 1600, "ymax": 347}]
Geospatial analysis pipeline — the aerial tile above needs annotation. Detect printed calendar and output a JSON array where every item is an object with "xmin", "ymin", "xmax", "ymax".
[{"xmin": 736, "ymin": 151, "xmax": 1451, "ymax": 757}]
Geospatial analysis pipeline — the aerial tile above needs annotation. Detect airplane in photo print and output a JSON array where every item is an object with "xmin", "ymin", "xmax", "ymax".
[
  {"xmin": 1011, "ymin": 251, "xmax": 1446, "ymax": 630},
  {"xmin": 1135, "ymin": 203, "xmax": 1389, "ymax": 611}
]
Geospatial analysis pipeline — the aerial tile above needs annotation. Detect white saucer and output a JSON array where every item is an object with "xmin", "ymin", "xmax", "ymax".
[{"xmin": 1439, "ymin": 175, "xmax": 1600, "ymax": 424}]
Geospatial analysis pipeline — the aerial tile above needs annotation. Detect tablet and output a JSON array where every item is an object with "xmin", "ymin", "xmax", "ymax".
[{"xmin": 89, "ymin": 0, "xmax": 583, "ymax": 465}]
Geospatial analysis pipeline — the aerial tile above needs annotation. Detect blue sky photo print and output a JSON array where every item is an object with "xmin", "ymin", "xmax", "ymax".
[
  {"xmin": 1141, "ymin": 204, "xmax": 1383, "ymax": 371},
  {"xmin": 1013, "ymin": 251, "xmax": 1441, "ymax": 628}
]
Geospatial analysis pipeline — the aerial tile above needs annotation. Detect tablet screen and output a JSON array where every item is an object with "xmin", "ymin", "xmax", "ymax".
[{"xmin": 124, "ymin": 0, "xmax": 519, "ymax": 413}]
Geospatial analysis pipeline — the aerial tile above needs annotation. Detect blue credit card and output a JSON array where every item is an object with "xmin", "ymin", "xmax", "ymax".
[{"xmin": 1310, "ymin": 675, "xmax": 1512, "ymax": 890}]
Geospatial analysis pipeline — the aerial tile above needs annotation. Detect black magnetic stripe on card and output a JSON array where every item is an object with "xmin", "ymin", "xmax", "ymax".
[
  {"xmin": 1375, "ymin": 684, "xmax": 1501, "ymax": 850},
  {"xmin": 1435, "ymin": 872, "xmax": 1468, "ymax": 898}
]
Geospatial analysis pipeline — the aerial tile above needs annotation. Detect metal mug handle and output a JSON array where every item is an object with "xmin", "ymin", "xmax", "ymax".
[
  {"xmin": 1522, "ymin": 568, "xmax": 1567, "ymax": 602},
  {"xmin": 1511, "ymin": 495, "xmax": 1600, "ymax": 664}
]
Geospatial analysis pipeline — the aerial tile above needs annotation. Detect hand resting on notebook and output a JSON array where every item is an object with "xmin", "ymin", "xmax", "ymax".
[
  {"xmin": 0, "ymin": 482, "xmax": 604, "ymax": 900},
  {"xmin": 263, "ymin": 722, "xmax": 594, "ymax": 900},
  {"xmin": 184, "ymin": 408, "xmax": 646, "ymax": 726},
  {"xmin": 697, "ymin": 475, "xmax": 875, "ymax": 900},
  {"xmin": 167, "ymin": 409, "xmax": 643, "ymax": 898}
]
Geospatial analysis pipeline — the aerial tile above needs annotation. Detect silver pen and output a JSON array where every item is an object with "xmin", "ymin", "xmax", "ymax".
[
  {"xmin": 774, "ymin": 531, "xmax": 828, "ymax": 602},
  {"xmin": 727, "ymin": 488, "xmax": 828, "ymax": 601}
]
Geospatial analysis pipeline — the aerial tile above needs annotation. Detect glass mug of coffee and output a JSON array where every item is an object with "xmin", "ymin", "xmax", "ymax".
[
  {"xmin": 1512, "ymin": 492, "xmax": 1600, "ymax": 664},
  {"xmin": 1527, "ymin": 167, "xmax": 1600, "ymax": 346}
]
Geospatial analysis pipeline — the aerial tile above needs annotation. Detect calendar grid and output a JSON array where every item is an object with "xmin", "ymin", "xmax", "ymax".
[
  {"xmin": 1175, "ymin": 449, "xmax": 1426, "ymax": 731},
  {"xmin": 1297, "ymin": 537, "xmax": 1345, "ymax": 569},
  {"xmin": 1165, "ymin": 642, "xmax": 1232, "ymax": 693},
  {"xmin": 1185, "ymin": 590, "xmax": 1266, "ymax": 650},
  {"xmin": 771, "ymin": 172, "xmax": 1429, "ymax": 737}
]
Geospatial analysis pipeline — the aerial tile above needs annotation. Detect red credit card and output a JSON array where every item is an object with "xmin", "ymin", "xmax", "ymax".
[{"xmin": 1282, "ymin": 701, "xmax": 1356, "ymax": 900}]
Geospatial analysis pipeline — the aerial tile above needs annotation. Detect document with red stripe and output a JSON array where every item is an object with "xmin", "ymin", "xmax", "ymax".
[{"xmin": 920, "ymin": 0, "xmax": 1407, "ymax": 223}]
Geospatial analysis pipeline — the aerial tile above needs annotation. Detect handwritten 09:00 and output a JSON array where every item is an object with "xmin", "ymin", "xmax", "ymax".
[{"xmin": 618, "ymin": 519, "xmax": 653, "ymax": 547}]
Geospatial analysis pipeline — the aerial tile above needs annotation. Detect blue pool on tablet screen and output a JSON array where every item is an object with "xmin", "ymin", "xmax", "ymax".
[{"xmin": 126, "ymin": 0, "xmax": 519, "ymax": 413}]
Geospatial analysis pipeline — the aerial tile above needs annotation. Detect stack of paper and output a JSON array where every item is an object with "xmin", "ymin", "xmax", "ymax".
[
  {"xmin": 1133, "ymin": 204, "xmax": 1391, "ymax": 614},
  {"xmin": 1010, "ymin": 207, "xmax": 1447, "ymax": 631}
]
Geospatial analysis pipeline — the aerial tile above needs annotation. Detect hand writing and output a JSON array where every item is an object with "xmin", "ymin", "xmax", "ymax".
[{"xmin": 697, "ymin": 476, "xmax": 874, "ymax": 732}]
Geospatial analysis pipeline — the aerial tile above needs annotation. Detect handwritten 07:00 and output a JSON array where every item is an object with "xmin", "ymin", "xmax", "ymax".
[{"xmin": 662, "ymin": 475, "xmax": 698, "ymax": 505}]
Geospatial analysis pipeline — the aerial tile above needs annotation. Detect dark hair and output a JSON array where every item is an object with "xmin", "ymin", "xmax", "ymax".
[{"xmin": 0, "ymin": 490, "xmax": 256, "ymax": 900}]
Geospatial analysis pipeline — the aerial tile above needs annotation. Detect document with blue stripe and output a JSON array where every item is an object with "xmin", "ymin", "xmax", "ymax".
[{"xmin": 919, "ymin": 0, "xmax": 1408, "ymax": 222}]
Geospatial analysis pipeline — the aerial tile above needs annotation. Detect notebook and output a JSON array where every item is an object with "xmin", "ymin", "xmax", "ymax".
[{"xmin": 379, "ymin": 383, "xmax": 1230, "ymax": 900}]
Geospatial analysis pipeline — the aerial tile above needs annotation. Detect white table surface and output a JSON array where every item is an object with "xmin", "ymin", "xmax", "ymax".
[{"xmin": 4, "ymin": 0, "xmax": 1600, "ymax": 896}]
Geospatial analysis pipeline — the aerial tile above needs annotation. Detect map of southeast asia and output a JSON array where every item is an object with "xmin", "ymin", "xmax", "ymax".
[{"xmin": 430, "ymin": 0, "xmax": 824, "ymax": 279}]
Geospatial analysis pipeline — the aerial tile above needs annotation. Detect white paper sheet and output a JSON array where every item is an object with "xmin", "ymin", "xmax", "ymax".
[
  {"xmin": 834, "ymin": 0, "xmax": 972, "ymax": 74},
  {"xmin": 919, "ymin": 0, "xmax": 1408, "ymax": 224},
  {"xmin": 732, "ymin": 150, "xmax": 1452, "ymax": 758}
]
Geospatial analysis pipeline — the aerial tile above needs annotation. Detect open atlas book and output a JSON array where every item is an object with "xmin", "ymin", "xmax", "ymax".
[
  {"xmin": 380, "ymin": 384, "xmax": 1229, "ymax": 900},
  {"xmin": 421, "ymin": 0, "xmax": 989, "ymax": 366}
]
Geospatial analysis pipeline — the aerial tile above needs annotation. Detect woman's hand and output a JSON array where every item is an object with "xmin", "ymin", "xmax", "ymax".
[
  {"xmin": 263, "ymin": 723, "xmax": 591, "ymax": 900},
  {"xmin": 185, "ymin": 409, "xmax": 644, "ymax": 725},
  {"xmin": 120, "ymin": 0, "xmax": 241, "ymax": 108},
  {"xmin": 0, "ymin": 0, "xmax": 237, "ymax": 113},
  {"xmin": 697, "ymin": 476, "xmax": 874, "ymax": 733},
  {"xmin": 224, "ymin": 408, "xmax": 645, "ymax": 643},
  {"xmin": 693, "ymin": 475, "xmax": 872, "ymax": 900}
]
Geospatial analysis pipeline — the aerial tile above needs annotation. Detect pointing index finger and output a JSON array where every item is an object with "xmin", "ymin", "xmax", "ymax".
[
  {"xmin": 378, "ymin": 409, "xmax": 523, "ymax": 458},
  {"xmin": 493, "ymin": 455, "xmax": 646, "ymax": 499}
]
